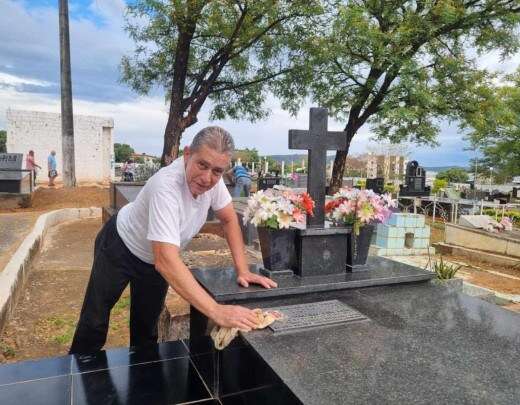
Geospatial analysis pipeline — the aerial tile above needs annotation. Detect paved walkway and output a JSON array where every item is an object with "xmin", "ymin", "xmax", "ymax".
[{"xmin": 0, "ymin": 212, "xmax": 40, "ymax": 271}]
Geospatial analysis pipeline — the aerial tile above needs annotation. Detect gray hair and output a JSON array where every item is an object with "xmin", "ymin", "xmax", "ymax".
[{"xmin": 190, "ymin": 126, "xmax": 234, "ymax": 155}]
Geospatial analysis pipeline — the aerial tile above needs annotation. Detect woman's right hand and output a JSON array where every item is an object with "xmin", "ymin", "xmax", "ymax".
[{"xmin": 211, "ymin": 304, "xmax": 259, "ymax": 331}]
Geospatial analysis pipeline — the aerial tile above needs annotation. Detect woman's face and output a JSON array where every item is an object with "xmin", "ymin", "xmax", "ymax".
[{"xmin": 183, "ymin": 145, "xmax": 230, "ymax": 197}]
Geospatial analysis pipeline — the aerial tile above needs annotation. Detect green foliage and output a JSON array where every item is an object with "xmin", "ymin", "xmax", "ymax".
[
  {"xmin": 482, "ymin": 209, "xmax": 520, "ymax": 227},
  {"xmin": 234, "ymin": 148, "xmax": 260, "ymax": 164},
  {"xmin": 383, "ymin": 183, "xmax": 397, "ymax": 194},
  {"xmin": 432, "ymin": 179, "xmax": 448, "ymax": 194},
  {"xmin": 356, "ymin": 179, "xmax": 366, "ymax": 189},
  {"xmin": 272, "ymin": 0, "xmax": 520, "ymax": 188},
  {"xmin": 121, "ymin": 0, "xmax": 320, "ymax": 161},
  {"xmin": 114, "ymin": 143, "xmax": 134, "ymax": 163},
  {"xmin": 434, "ymin": 257, "xmax": 461, "ymax": 280},
  {"xmin": 0, "ymin": 130, "xmax": 6, "ymax": 153},
  {"xmin": 465, "ymin": 69, "xmax": 520, "ymax": 183},
  {"xmin": 436, "ymin": 168, "xmax": 469, "ymax": 183}
]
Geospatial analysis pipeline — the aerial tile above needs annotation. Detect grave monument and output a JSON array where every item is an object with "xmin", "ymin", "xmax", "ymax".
[
  {"xmin": 399, "ymin": 160, "xmax": 431, "ymax": 196},
  {"xmin": 2, "ymin": 110, "xmax": 520, "ymax": 404},
  {"xmin": 0, "ymin": 153, "xmax": 32, "ymax": 194}
]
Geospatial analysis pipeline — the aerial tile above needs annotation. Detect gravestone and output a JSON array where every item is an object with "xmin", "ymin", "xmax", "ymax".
[
  {"xmin": 257, "ymin": 173, "xmax": 280, "ymax": 191},
  {"xmin": 459, "ymin": 214, "xmax": 500, "ymax": 230},
  {"xmin": 0, "ymin": 153, "xmax": 31, "ymax": 193},
  {"xmin": 366, "ymin": 177, "xmax": 384, "ymax": 194},
  {"xmin": 399, "ymin": 160, "xmax": 430, "ymax": 197},
  {"xmin": 287, "ymin": 108, "xmax": 352, "ymax": 276},
  {"xmin": 289, "ymin": 108, "xmax": 346, "ymax": 227}
]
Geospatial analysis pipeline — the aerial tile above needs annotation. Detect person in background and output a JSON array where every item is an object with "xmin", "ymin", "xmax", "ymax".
[
  {"xmin": 231, "ymin": 162, "xmax": 252, "ymax": 198},
  {"xmin": 25, "ymin": 150, "xmax": 42, "ymax": 187},
  {"xmin": 122, "ymin": 159, "xmax": 135, "ymax": 182},
  {"xmin": 47, "ymin": 150, "xmax": 58, "ymax": 187}
]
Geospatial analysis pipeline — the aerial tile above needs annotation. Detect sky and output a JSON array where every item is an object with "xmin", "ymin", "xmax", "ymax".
[{"xmin": 1, "ymin": 0, "xmax": 519, "ymax": 166}]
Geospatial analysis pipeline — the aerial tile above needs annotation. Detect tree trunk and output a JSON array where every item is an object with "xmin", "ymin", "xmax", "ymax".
[
  {"xmin": 161, "ymin": 112, "xmax": 184, "ymax": 167},
  {"xmin": 58, "ymin": 0, "xmax": 76, "ymax": 187},
  {"xmin": 329, "ymin": 124, "xmax": 356, "ymax": 194}
]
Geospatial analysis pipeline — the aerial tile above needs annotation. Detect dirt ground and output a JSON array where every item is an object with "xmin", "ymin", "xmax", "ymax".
[
  {"xmin": 0, "ymin": 185, "xmax": 109, "ymax": 213},
  {"xmin": 0, "ymin": 217, "xmax": 260, "ymax": 364}
]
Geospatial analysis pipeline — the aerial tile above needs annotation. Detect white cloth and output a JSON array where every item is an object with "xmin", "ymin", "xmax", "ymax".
[{"xmin": 117, "ymin": 157, "xmax": 232, "ymax": 264}]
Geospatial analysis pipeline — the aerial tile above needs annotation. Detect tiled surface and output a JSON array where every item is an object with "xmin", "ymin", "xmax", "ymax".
[
  {"xmin": 0, "ymin": 375, "xmax": 71, "ymax": 405},
  {"xmin": 72, "ymin": 340, "xmax": 189, "ymax": 374},
  {"xmin": 0, "ymin": 338, "xmax": 297, "ymax": 404},
  {"xmin": 72, "ymin": 356, "xmax": 210, "ymax": 405},
  {"xmin": 0, "ymin": 355, "xmax": 71, "ymax": 385}
]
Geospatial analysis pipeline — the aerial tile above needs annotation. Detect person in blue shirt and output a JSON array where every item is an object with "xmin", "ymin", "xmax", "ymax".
[
  {"xmin": 231, "ymin": 163, "xmax": 251, "ymax": 197},
  {"xmin": 47, "ymin": 150, "xmax": 58, "ymax": 186}
]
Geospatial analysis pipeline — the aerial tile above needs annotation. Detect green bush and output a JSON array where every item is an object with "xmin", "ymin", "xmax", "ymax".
[
  {"xmin": 482, "ymin": 209, "xmax": 520, "ymax": 226},
  {"xmin": 434, "ymin": 257, "xmax": 461, "ymax": 280}
]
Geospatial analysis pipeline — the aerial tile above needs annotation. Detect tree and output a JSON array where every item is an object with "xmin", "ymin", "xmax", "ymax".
[
  {"xmin": 58, "ymin": 0, "xmax": 76, "ymax": 187},
  {"xmin": 233, "ymin": 148, "xmax": 260, "ymax": 164},
  {"xmin": 0, "ymin": 130, "xmax": 6, "ymax": 153},
  {"xmin": 121, "ymin": 0, "xmax": 319, "ymax": 166},
  {"xmin": 465, "ymin": 69, "xmax": 520, "ymax": 183},
  {"xmin": 114, "ymin": 143, "xmax": 135, "ymax": 163},
  {"xmin": 432, "ymin": 178, "xmax": 448, "ymax": 194},
  {"xmin": 274, "ymin": 0, "xmax": 520, "ymax": 193},
  {"xmin": 436, "ymin": 167, "xmax": 469, "ymax": 183}
]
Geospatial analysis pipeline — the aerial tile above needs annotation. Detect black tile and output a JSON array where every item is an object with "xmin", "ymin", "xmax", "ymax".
[
  {"xmin": 73, "ymin": 356, "xmax": 211, "ymax": 405},
  {"xmin": 0, "ymin": 375, "xmax": 71, "ymax": 405},
  {"xmin": 191, "ymin": 346, "xmax": 280, "ymax": 398},
  {"xmin": 221, "ymin": 385, "xmax": 301, "ymax": 405},
  {"xmin": 0, "ymin": 355, "xmax": 71, "ymax": 386},
  {"xmin": 72, "ymin": 340, "xmax": 189, "ymax": 374},
  {"xmin": 183, "ymin": 335, "xmax": 247, "ymax": 357}
]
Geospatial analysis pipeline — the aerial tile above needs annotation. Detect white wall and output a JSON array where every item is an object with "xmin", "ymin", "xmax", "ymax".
[{"xmin": 6, "ymin": 109, "xmax": 114, "ymax": 183}]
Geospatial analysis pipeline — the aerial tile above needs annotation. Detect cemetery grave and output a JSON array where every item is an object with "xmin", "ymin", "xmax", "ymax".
[{"xmin": 0, "ymin": 109, "xmax": 519, "ymax": 404}]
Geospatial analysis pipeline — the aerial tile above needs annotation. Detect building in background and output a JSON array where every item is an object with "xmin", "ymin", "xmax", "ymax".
[{"xmin": 6, "ymin": 109, "xmax": 114, "ymax": 183}]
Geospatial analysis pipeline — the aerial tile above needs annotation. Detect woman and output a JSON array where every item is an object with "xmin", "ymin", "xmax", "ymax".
[{"xmin": 25, "ymin": 150, "xmax": 42, "ymax": 187}]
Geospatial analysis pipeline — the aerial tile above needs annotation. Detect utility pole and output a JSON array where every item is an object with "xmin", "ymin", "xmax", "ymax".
[{"xmin": 59, "ymin": 0, "xmax": 76, "ymax": 187}]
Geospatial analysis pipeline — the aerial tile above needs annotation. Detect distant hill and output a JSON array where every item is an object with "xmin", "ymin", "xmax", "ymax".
[
  {"xmin": 268, "ymin": 154, "xmax": 336, "ymax": 163},
  {"xmin": 423, "ymin": 166, "xmax": 469, "ymax": 172}
]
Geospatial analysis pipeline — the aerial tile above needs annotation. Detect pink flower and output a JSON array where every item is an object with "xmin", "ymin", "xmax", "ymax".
[{"xmin": 292, "ymin": 208, "xmax": 305, "ymax": 223}]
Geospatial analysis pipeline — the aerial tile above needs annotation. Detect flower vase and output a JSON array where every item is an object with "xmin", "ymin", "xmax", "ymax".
[
  {"xmin": 346, "ymin": 223, "xmax": 374, "ymax": 272},
  {"xmin": 257, "ymin": 227, "xmax": 297, "ymax": 276}
]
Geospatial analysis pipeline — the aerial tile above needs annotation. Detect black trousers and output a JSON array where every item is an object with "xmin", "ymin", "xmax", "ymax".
[{"xmin": 69, "ymin": 214, "xmax": 168, "ymax": 355}]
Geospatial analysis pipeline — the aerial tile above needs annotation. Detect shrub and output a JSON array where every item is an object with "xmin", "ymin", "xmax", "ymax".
[{"xmin": 434, "ymin": 257, "xmax": 461, "ymax": 280}]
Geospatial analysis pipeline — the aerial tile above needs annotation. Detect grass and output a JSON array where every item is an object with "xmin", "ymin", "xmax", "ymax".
[{"xmin": 0, "ymin": 343, "xmax": 16, "ymax": 359}]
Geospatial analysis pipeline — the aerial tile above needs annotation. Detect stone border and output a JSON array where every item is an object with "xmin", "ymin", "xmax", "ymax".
[{"xmin": 0, "ymin": 207, "xmax": 101, "ymax": 334}]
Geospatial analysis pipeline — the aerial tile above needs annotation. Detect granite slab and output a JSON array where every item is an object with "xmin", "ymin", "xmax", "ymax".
[
  {"xmin": 241, "ymin": 283, "xmax": 520, "ymax": 405},
  {"xmin": 191, "ymin": 256, "xmax": 434, "ymax": 302},
  {"xmin": 0, "ymin": 338, "xmax": 299, "ymax": 404}
]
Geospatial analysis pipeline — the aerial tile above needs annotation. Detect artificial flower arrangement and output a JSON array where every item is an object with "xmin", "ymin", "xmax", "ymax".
[
  {"xmin": 325, "ymin": 187, "xmax": 397, "ymax": 233},
  {"xmin": 243, "ymin": 186, "xmax": 315, "ymax": 229}
]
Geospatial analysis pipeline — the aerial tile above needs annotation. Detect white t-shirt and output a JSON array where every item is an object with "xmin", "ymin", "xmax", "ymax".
[{"xmin": 117, "ymin": 157, "xmax": 232, "ymax": 264}]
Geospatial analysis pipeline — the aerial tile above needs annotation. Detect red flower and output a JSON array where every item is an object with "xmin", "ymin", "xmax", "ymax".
[{"xmin": 301, "ymin": 192, "xmax": 315, "ymax": 216}]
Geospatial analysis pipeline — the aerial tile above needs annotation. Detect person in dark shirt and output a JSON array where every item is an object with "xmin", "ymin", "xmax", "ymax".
[{"xmin": 231, "ymin": 164, "xmax": 252, "ymax": 197}]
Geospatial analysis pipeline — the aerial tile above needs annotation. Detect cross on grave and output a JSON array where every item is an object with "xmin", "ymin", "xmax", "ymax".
[{"xmin": 289, "ymin": 108, "xmax": 347, "ymax": 227}]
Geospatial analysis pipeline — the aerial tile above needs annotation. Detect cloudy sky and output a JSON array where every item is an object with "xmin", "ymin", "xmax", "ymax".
[{"xmin": 1, "ymin": 0, "xmax": 518, "ymax": 166}]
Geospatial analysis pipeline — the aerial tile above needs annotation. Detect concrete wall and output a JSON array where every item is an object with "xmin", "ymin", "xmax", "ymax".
[
  {"xmin": 6, "ymin": 109, "xmax": 114, "ymax": 183},
  {"xmin": 445, "ymin": 223, "xmax": 520, "ymax": 258}
]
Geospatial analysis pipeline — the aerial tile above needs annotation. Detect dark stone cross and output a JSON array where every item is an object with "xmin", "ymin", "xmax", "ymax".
[{"xmin": 289, "ymin": 108, "xmax": 347, "ymax": 228}]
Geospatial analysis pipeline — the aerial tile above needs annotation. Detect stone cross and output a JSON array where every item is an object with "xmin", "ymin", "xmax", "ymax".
[{"xmin": 289, "ymin": 108, "xmax": 347, "ymax": 228}]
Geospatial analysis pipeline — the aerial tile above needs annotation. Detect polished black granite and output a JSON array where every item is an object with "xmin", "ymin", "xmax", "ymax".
[
  {"xmin": 0, "ymin": 375, "xmax": 71, "ymax": 405},
  {"xmin": 72, "ymin": 356, "xmax": 210, "ymax": 404},
  {"xmin": 242, "ymin": 283, "xmax": 520, "ymax": 404},
  {"xmin": 0, "ymin": 338, "xmax": 298, "ymax": 404},
  {"xmin": 191, "ymin": 256, "xmax": 434, "ymax": 302},
  {"xmin": 72, "ymin": 340, "xmax": 188, "ymax": 374},
  {"xmin": 0, "ymin": 354, "xmax": 71, "ymax": 385}
]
